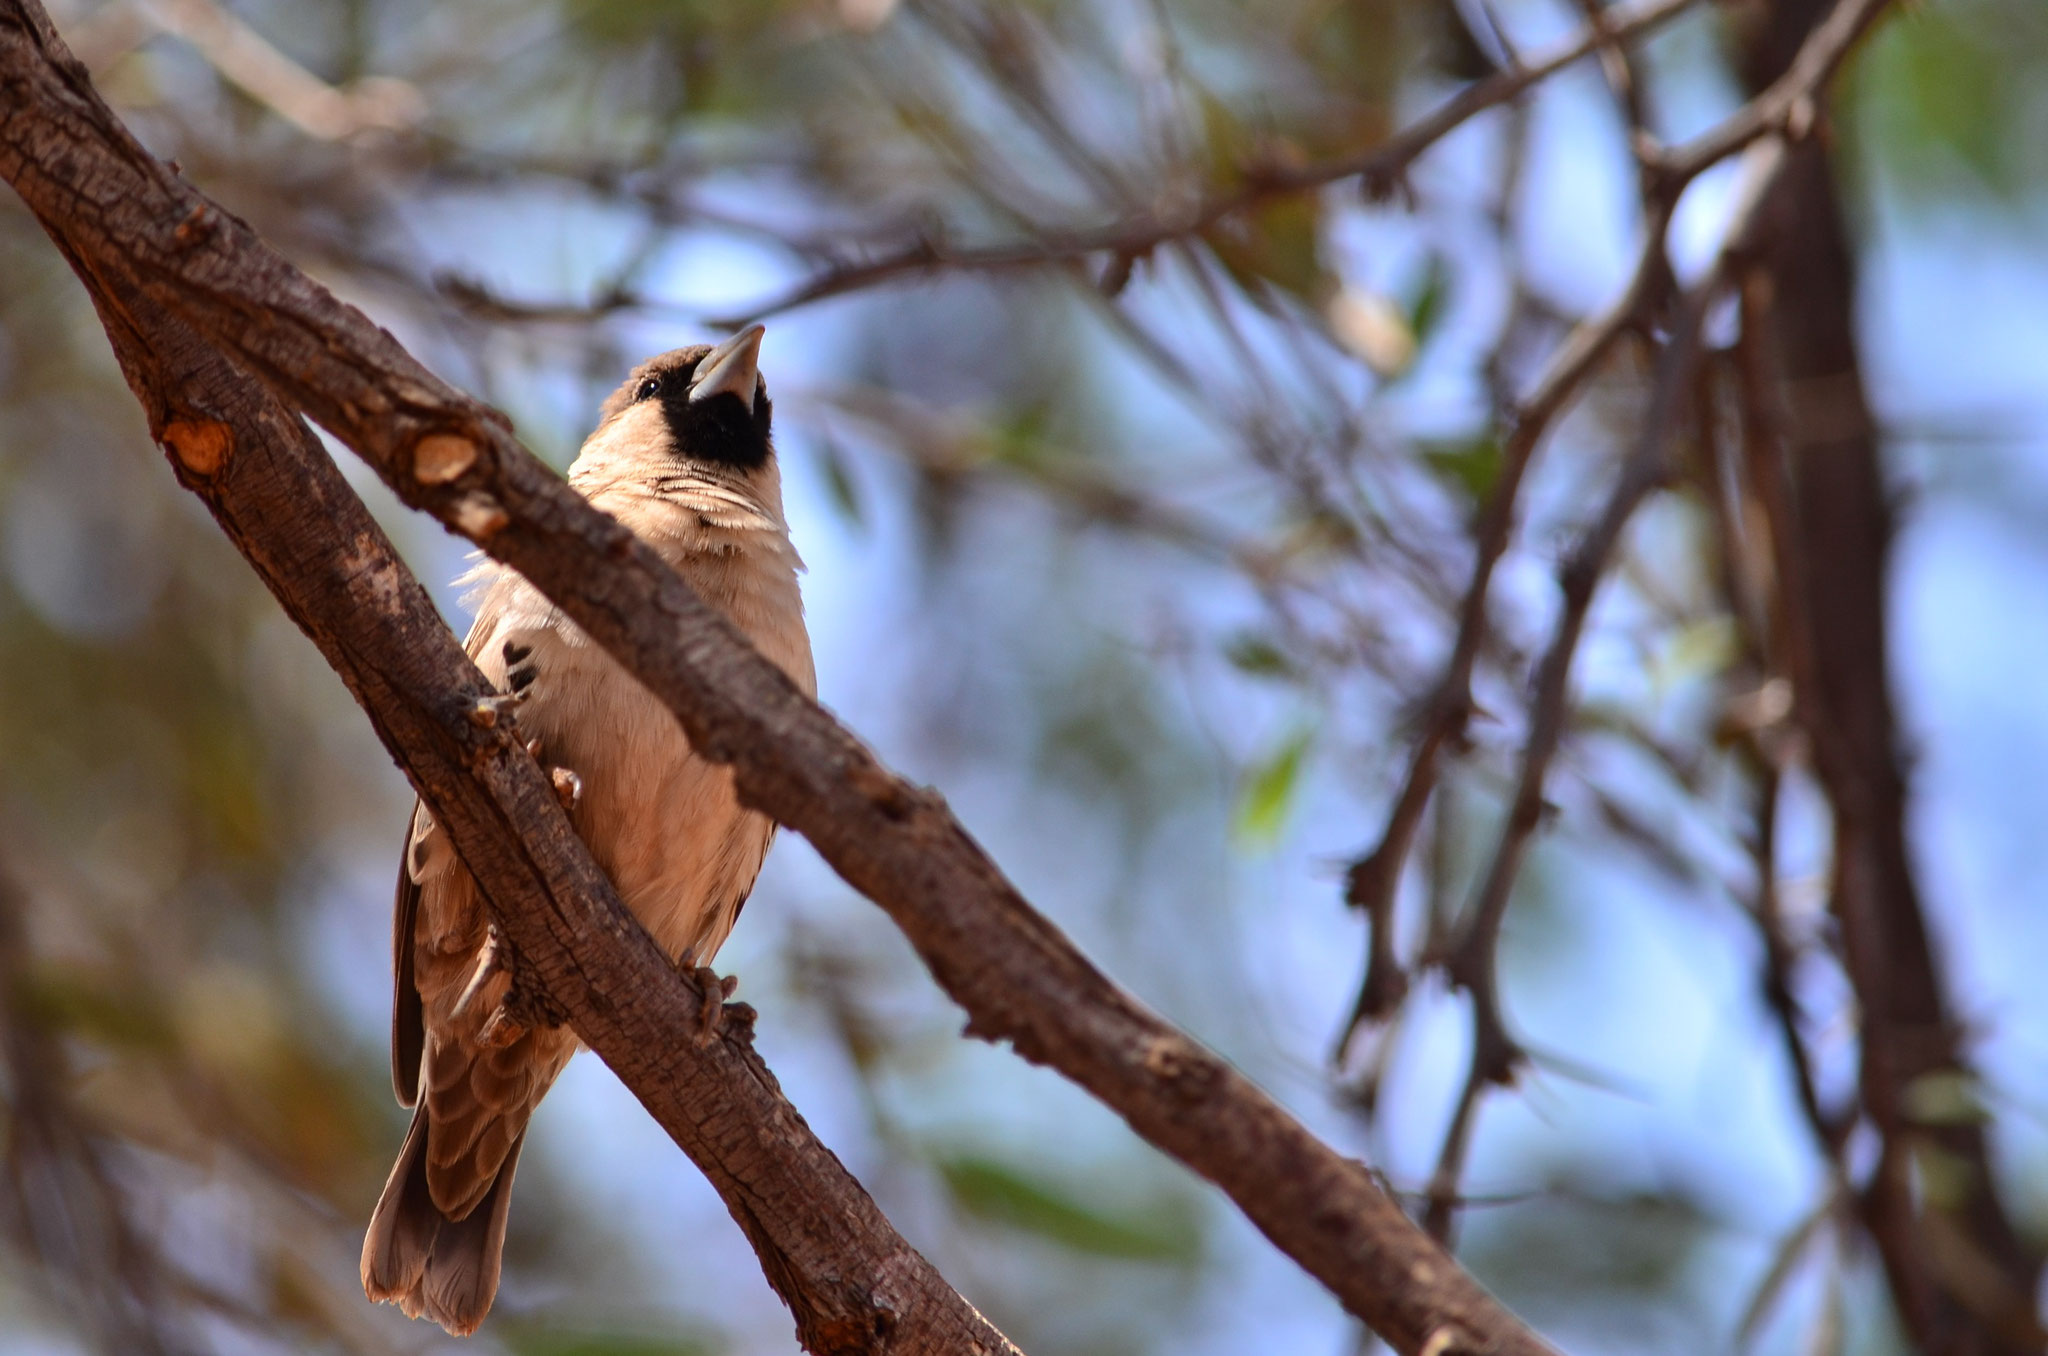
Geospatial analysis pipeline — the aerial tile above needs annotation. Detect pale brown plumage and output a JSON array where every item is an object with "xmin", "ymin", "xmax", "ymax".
[{"xmin": 361, "ymin": 329, "xmax": 815, "ymax": 1335}]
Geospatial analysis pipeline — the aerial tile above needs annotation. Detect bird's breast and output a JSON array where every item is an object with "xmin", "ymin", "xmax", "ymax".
[{"xmin": 471, "ymin": 536, "xmax": 812, "ymax": 962}]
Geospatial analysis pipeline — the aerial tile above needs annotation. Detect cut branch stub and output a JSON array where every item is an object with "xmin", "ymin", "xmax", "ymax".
[
  {"xmin": 411, "ymin": 431, "xmax": 479, "ymax": 484},
  {"xmin": 163, "ymin": 417, "xmax": 232, "ymax": 478}
]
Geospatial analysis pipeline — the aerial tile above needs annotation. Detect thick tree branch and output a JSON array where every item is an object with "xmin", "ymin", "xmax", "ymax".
[{"xmin": 0, "ymin": 3, "xmax": 1557, "ymax": 1353}]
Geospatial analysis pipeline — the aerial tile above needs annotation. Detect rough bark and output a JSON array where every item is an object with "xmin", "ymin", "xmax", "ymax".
[{"xmin": 0, "ymin": 3, "xmax": 1557, "ymax": 1354}]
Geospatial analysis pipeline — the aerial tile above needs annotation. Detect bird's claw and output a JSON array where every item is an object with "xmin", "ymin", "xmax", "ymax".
[
  {"xmin": 686, "ymin": 964, "xmax": 738, "ymax": 1047},
  {"xmin": 549, "ymin": 766, "xmax": 582, "ymax": 811},
  {"xmin": 478, "ymin": 1003, "xmax": 527, "ymax": 1048},
  {"xmin": 452, "ymin": 924, "xmax": 504, "ymax": 1018},
  {"xmin": 460, "ymin": 925, "xmax": 537, "ymax": 1049}
]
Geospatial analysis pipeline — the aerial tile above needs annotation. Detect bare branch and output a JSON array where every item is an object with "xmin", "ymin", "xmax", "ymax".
[
  {"xmin": 1336, "ymin": 211, "xmax": 1673, "ymax": 1052},
  {"xmin": 1656, "ymin": 0, "xmax": 1893, "ymax": 182}
]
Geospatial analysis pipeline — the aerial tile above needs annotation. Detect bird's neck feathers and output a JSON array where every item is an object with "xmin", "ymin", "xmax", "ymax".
[{"xmin": 566, "ymin": 401, "xmax": 801, "ymax": 569}]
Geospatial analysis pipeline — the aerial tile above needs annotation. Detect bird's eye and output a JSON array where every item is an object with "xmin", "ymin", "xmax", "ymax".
[{"xmin": 634, "ymin": 376, "xmax": 661, "ymax": 402}]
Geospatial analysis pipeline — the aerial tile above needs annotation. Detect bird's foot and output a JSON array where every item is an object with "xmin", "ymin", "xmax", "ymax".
[
  {"xmin": 466, "ymin": 641, "xmax": 542, "ymax": 729},
  {"xmin": 469, "ymin": 924, "xmax": 532, "ymax": 1048},
  {"xmin": 517, "ymin": 732, "xmax": 581, "ymax": 812},
  {"xmin": 451, "ymin": 923, "xmax": 505, "ymax": 1018},
  {"xmin": 478, "ymin": 1002, "xmax": 527, "ymax": 1048},
  {"xmin": 686, "ymin": 965, "xmax": 741, "ymax": 1047},
  {"xmin": 460, "ymin": 922, "xmax": 557, "ymax": 1047}
]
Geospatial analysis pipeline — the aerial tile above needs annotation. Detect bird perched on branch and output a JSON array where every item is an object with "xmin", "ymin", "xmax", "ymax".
[{"xmin": 361, "ymin": 326, "xmax": 815, "ymax": 1335}]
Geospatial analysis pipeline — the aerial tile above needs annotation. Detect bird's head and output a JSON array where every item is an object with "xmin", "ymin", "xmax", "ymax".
[{"xmin": 585, "ymin": 325, "xmax": 775, "ymax": 480}]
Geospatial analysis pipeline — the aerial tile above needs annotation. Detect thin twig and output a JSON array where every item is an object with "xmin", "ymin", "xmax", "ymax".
[
  {"xmin": 1414, "ymin": 60, "xmax": 1870, "ymax": 1228},
  {"xmin": 1335, "ymin": 206, "xmax": 1674, "ymax": 1051},
  {"xmin": 1568, "ymin": 0, "xmax": 1657, "ymax": 173},
  {"xmin": 1652, "ymin": 0, "xmax": 1893, "ymax": 182},
  {"xmin": 712, "ymin": 0, "xmax": 1707, "ymax": 326}
]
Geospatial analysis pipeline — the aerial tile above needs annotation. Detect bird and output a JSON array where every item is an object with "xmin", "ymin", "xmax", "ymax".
[{"xmin": 360, "ymin": 326, "xmax": 814, "ymax": 1335}]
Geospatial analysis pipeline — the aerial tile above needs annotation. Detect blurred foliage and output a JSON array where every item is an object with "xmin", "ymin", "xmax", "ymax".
[
  {"xmin": 1461, "ymin": 1176, "xmax": 1725, "ymax": 1351},
  {"xmin": 501, "ymin": 1319, "xmax": 723, "ymax": 1356},
  {"xmin": 1850, "ymin": 0, "xmax": 2048, "ymax": 200},
  {"xmin": 1232, "ymin": 724, "xmax": 1312, "ymax": 846},
  {"xmin": 935, "ymin": 1154, "xmax": 1202, "ymax": 1263},
  {"xmin": 1420, "ymin": 433, "xmax": 1503, "ymax": 505}
]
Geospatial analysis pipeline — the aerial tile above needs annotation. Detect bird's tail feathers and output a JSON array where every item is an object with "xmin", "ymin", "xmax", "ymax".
[{"xmin": 361, "ymin": 1102, "xmax": 526, "ymax": 1337}]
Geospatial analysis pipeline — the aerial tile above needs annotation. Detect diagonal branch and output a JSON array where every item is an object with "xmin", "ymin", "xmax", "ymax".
[
  {"xmin": 5, "ymin": 71, "xmax": 1014, "ymax": 1356},
  {"xmin": 0, "ymin": 3, "xmax": 1556, "ymax": 1353}
]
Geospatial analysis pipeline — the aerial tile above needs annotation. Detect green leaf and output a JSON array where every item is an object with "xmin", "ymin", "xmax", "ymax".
[
  {"xmin": 1276, "ymin": 507, "xmax": 1362, "ymax": 561},
  {"xmin": 1421, "ymin": 435, "xmax": 1502, "ymax": 504},
  {"xmin": 1911, "ymin": 1140, "xmax": 1982, "ymax": 1211},
  {"xmin": 1652, "ymin": 616, "xmax": 1739, "ymax": 689},
  {"xmin": 1405, "ymin": 253, "xmax": 1450, "ymax": 350},
  {"xmin": 1902, "ymin": 1069, "xmax": 1990, "ymax": 1128},
  {"xmin": 814, "ymin": 434, "xmax": 864, "ymax": 528},
  {"xmin": 937, "ymin": 1154, "xmax": 1201, "ymax": 1263},
  {"xmin": 1223, "ymin": 633, "xmax": 1295, "ymax": 680},
  {"xmin": 986, "ymin": 402, "xmax": 1059, "ymax": 471},
  {"xmin": 17, "ymin": 966, "xmax": 170, "ymax": 1051},
  {"xmin": 1203, "ymin": 196, "xmax": 1329, "ymax": 305},
  {"xmin": 1858, "ymin": 4, "xmax": 2036, "ymax": 198},
  {"xmin": 1193, "ymin": 88, "xmax": 1250, "ymax": 187},
  {"xmin": 1234, "ymin": 726, "xmax": 1313, "ymax": 845}
]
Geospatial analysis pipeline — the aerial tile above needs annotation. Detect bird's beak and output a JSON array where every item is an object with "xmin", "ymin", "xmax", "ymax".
[{"xmin": 691, "ymin": 325, "xmax": 765, "ymax": 405}]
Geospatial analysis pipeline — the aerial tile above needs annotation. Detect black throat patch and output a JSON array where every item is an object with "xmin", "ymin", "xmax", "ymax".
[
  {"xmin": 659, "ymin": 383, "xmax": 772, "ymax": 472},
  {"xmin": 607, "ymin": 346, "xmax": 774, "ymax": 472}
]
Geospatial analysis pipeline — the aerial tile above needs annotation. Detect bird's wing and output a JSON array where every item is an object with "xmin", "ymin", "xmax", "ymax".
[
  {"xmin": 389, "ymin": 575, "xmax": 519, "ymax": 1107},
  {"xmin": 390, "ymin": 858, "xmax": 424, "ymax": 1105}
]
